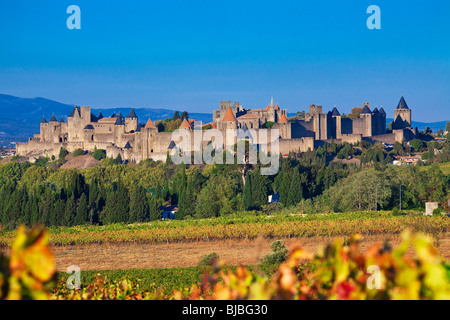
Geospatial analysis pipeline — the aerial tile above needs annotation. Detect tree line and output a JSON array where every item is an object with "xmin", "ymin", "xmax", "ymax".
[{"xmin": 0, "ymin": 137, "xmax": 448, "ymax": 230}]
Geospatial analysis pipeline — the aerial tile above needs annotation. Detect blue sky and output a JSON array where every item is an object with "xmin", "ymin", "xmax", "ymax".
[{"xmin": 0, "ymin": 0, "xmax": 449, "ymax": 122}]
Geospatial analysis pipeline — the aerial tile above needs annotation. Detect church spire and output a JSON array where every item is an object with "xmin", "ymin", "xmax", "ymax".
[{"xmin": 270, "ymin": 96, "xmax": 274, "ymax": 107}]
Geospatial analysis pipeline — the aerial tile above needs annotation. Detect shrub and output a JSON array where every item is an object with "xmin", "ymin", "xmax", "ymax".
[
  {"xmin": 262, "ymin": 121, "xmax": 275, "ymax": 128},
  {"xmin": 262, "ymin": 240, "xmax": 288, "ymax": 264},
  {"xmin": 34, "ymin": 156, "xmax": 49, "ymax": 166},
  {"xmin": 93, "ymin": 147, "xmax": 106, "ymax": 161},
  {"xmin": 198, "ymin": 252, "xmax": 220, "ymax": 267},
  {"xmin": 72, "ymin": 149, "xmax": 85, "ymax": 157},
  {"xmin": 59, "ymin": 147, "xmax": 68, "ymax": 159}
]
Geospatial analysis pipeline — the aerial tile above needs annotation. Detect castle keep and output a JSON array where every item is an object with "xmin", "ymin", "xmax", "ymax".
[{"xmin": 16, "ymin": 96, "xmax": 416, "ymax": 162}]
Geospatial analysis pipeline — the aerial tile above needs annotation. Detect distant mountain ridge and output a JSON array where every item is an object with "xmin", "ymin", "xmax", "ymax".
[{"xmin": 0, "ymin": 94, "xmax": 448, "ymax": 146}]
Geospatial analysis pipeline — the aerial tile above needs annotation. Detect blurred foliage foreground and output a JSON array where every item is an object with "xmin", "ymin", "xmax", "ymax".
[{"xmin": 1, "ymin": 226, "xmax": 449, "ymax": 300}]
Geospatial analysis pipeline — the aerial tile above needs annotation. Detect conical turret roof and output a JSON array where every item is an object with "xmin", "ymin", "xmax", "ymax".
[
  {"xmin": 179, "ymin": 118, "xmax": 192, "ymax": 129},
  {"xmin": 331, "ymin": 107, "xmax": 341, "ymax": 116},
  {"xmin": 49, "ymin": 114, "xmax": 57, "ymax": 122},
  {"xmin": 68, "ymin": 106, "xmax": 80, "ymax": 118},
  {"xmin": 279, "ymin": 113, "xmax": 288, "ymax": 123},
  {"xmin": 115, "ymin": 113, "xmax": 125, "ymax": 125},
  {"xmin": 41, "ymin": 116, "xmax": 48, "ymax": 124},
  {"xmin": 222, "ymin": 107, "xmax": 237, "ymax": 122},
  {"xmin": 126, "ymin": 108, "xmax": 137, "ymax": 118},
  {"xmin": 396, "ymin": 96, "xmax": 409, "ymax": 109},
  {"xmin": 361, "ymin": 104, "xmax": 371, "ymax": 114},
  {"xmin": 145, "ymin": 118, "xmax": 155, "ymax": 128}
]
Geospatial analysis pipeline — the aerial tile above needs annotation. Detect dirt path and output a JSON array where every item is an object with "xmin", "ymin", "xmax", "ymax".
[{"xmin": 51, "ymin": 233, "xmax": 450, "ymax": 271}]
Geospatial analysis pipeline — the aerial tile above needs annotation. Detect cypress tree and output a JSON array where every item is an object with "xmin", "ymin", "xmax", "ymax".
[
  {"xmin": 89, "ymin": 177, "xmax": 99, "ymax": 207},
  {"xmin": 6, "ymin": 186, "xmax": 26, "ymax": 227},
  {"xmin": 275, "ymin": 161, "xmax": 291, "ymax": 206},
  {"xmin": 148, "ymin": 195, "xmax": 161, "ymax": 221},
  {"xmin": 176, "ymin": 188, "xmax": 186, "ymax": 220},
  {"xmin": 165, "ymin": 151, "xmax": 171, "ymax": 165},
  {"xmin": 251, "ymin": 168, "xmax": 268, "ymax": 208},
  {"xmin": 101, "ymin": 189, "xmax": 118, "ymax": 224},
  {"xmin": 64, "ymin": 195, "xmax": 76, "ymax": 226},
  {"xmin": 183, "ymin": 178, "xmax": 195, "ymax": 217},
  {"xmin": 156, "ymin": 183, "xmax": 162, "ymax": 199},
  {"xmin": 30, "ymin": 195, "xmax": 40, "ymax": 225},
  {"xmin": 115, "ymin": 154, "xmax": 123, "ymax": 164},
  {"xmin": 54, "ymin": 199, "xmax": 66, "ymax": 226},
  {"xmin": 286, "ymin": 168, "xmax": 302, "ymax": 207},
  {"xmin": 177, "ymin": 177, "xmax": 195, "ymax": 219},
  {"xmin": 21, "ymin": 194, "xmax": 32, "ymax": 226},
  {"xmin": 129, "ymin": 185, "xmax": 149, "ymax": 223},
  {"xmin": 115, "ymin": 180, "xmax": 130, "ymax": 223},
  {"xmin": 40, "ymin": 190, "xmax": 53, "ymax": 226},
  {"xmin": 74, "ymin": 193, "xmax": 89, "ymax": 225},
  {"xmin": 243, "ymin": 173, "xmax": 252, "ymax": 210}
]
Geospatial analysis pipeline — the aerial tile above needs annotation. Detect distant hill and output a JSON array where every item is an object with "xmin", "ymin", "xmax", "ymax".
[
  {"xmin": 0, "ymin": 94, "xmax": 447, "ymax": 146},
  {"xmin": 386, "ymin": 118, "xmax": 448, "ymax": 133}
]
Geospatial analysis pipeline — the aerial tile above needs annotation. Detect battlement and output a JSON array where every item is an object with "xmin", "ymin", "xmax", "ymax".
[{"xmin": 309, "ymin": 104, "xmax": 323, "ymax": 115}]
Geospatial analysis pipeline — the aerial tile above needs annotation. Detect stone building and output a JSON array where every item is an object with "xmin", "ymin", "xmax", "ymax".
[{"xmin": 16, "ymin": 96, "xmax": 417, "ymax": 163}]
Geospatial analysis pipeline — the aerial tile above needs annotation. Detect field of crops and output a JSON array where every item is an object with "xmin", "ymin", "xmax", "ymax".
[
  {"xmin": 2, "ymin": 225, "xmax": 449, "ymax": 300},
  {"xmin": 53, "ymin": 265, "xmax": 267, "ymax": 297},
  {"xmin": 1, "ymin": 211, "xmax": 448, "ymax": 246}
]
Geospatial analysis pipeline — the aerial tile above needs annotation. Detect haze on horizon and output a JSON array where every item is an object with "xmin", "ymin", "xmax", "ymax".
[{"xmin": 0, "ymin": 1, "xmax": 449, "ymax": 122}]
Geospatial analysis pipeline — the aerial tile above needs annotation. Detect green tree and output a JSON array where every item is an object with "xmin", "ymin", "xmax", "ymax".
[
  {"xmin": 129, "ymin": 185, "xmax": 149, "ymax": 223},
  {"xmin": 251, "ymin": 168, "xmax": 268, "ymax": 208},
  {"xmin": 53, "ymin": 199, "xmax": 66, "ymax": 226},
  {"xmin": 243, "ymin": 173, "xmax": 252, "ymax": 210},
  {"xmin": 59, "ymin": 147, "xmax": 68, "ymax": 159},
  {"xmin": 39, "ymin": 190, "xmax": 53, "ymax": 226},
  {"xmin": 116, "ymin": 180, "xmax": 130, "ymax": 223},
  {"xmin": 148, "ymin": 195, "xmax": 160, "ymax": 221},
  {"xmin": 286, "ymin": 169, "xmax": 302, "ymax": 207},
  {"xmin": 115, "ymin": 154, "xmax": 123, "ymax": 164},
  {"xmin": 74, "ymin": 193, "xmax": 89, "ymax": 225},
  {"xmin": 93, "ymin": 147, "xmax": 106, "ymax": 160},
  {"xmin": 427, "ymin": 147, "xmax": 435, "ymax": 160},
  {"xmin": 29, "ymin": 195, "xmax": 40, "ymax": 225},
  {"xmin": 63, "ymin": 195, "xmax": 76, "ymax": 226}
]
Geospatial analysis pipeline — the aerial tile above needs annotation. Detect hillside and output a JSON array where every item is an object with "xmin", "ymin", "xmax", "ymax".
[{"xmin": 59, "ymin": 154, "xmax": 101, "ymax": 170}]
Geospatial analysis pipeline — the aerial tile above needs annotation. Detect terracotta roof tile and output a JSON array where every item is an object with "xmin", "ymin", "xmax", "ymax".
[
  {"xmin": 98, "ymin": 117, "xmax": 116, "ymax": 123},
  {"xmin": 237, "ymin": 113, "xmax": 259, "ymax": 119},
  {"xmin": 279, "ymin": 113, "xmax": 288, "ymax": 123},
  {"xmin": 145, "ymin": 118, "xmax": 155, "ymax": 128},
  {"xmin": 222, "ymin": 107, "xmax": 237, "ymax": 122},
  {"xmin": 179, "ymin": 118, "xmax": 192, "ymax": 129}
]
